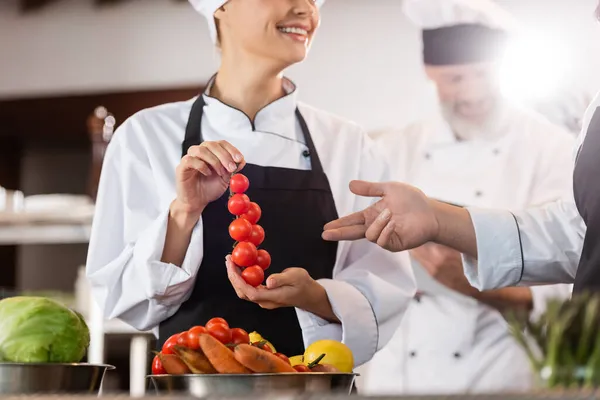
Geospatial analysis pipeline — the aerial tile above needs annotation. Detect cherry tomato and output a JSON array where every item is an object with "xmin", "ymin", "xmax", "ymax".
[
  {"xmin": 252, "ymin": 342, "xmax": 274, "ymax": 353},
  {"xmin": 161, "ymin": 333, "xmax": 181, "ymax": 355},
  {"xmin": 177, "ymin": 326, "xmax": 207, "ymax": 350},
  {"xmin": 232, "ymin": 242, "xmax": 258, "ymax": 267},
  {"xmin": 240, "ymin": 202, "xmax": 261, "ymax": 224},
  {"xmin": 248, "ymin": 224, "xmax": 265, "ymax": 246},
  {"xmin": 152, "ymin": 354, "xmax": 167, "ymax": 375},
  {"xmin": 230, "ymin": 173, "xmax": 250, "ymax": 194},
  {"xmin": 242, "ymin": 265, "xmax": 265, "ymax": 287},
  {"xmin": 230, "ymin": 328, "xmax": 250, "ymax": 345},
  {"xmin": 256, "ymin": 249, "xmax": 271, "ymax": 271},
  {"xmin": 229, "ymin": 218, "xmax": 252, "ymax": 242},
  {"xmin": 294, "ymin": 365, "xmax": 310, "ymax": 373},
  {"xmin": 274, "ymin": 353, "xmax": 291, "ymax": 365},
  {"xmin": 228, "ymin": 194, "xmax": 250, "ymax": 216},
  {"xmin": 208, "ymin": 323, "xmax": 233, "ymax": 344},
  {"xmin": 206, "ymin": 318, "xmax": 229, "ymax": 330}
]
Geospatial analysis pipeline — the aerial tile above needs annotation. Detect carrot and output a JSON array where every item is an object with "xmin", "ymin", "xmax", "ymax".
[
  {"xmin": 198, "ymin": 334, "xmax": 251, "ymax": 374},
  {"xmin": 233, "ymin": 343, "xmax": 296, "ymax": 373},
  {"xmin": 157, "ymin": 353, "xmax": 191, "ymax": 375},
  {"xmin": 173, "ymin": 345, "xmax": 217, "ymax": 374}
]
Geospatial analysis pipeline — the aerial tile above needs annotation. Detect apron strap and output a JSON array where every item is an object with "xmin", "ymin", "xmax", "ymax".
[{"xmin": 181, "ymin": 94, "xmax": 325, "ymax": 175}]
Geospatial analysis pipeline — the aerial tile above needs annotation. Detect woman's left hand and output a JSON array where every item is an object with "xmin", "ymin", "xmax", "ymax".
[{"xmin": 225, "ymin": 256, "xmax": 339, "ymax": 322}]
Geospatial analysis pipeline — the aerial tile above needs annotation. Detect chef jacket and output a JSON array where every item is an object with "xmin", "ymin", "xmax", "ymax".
[
  {"xmin": 85, "ymin": 78, "xmax": 416, "ymax": 366},
  {"xmin": 462, "ymin": 94, "xmax": 600, "ymax": 291},
  {"xmin": 357, "ymin": 102, "xmax": 575, "ymax": 394}
]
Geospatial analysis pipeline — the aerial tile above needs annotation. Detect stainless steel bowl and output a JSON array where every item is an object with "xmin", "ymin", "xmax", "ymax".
[
  {"xmin": 148, "ymin": 373, "xmax": 357, "ymax": 397},
  {"xmin": 0, "ymin": 363, "xmax": 114, "ymax": 394}
]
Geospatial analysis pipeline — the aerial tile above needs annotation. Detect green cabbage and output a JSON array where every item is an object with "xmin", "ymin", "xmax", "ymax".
[{"xmin": 0, "ymin": 296, "xmax": 90, "ymax": 363}]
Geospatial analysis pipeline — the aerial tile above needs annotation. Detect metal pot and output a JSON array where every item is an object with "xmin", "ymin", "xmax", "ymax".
[
  {"xmin": 0, "ymin": 363, "xmax": 114, "ymax": 394},
  {"xmin": 148, "ymin": 373, "xmax": 357, "ymax": 397}
]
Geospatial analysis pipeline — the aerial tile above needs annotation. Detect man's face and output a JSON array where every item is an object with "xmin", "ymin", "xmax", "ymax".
[{"xmin": 425, "ymin": 62, "xmax": 502, "ymax": 126}]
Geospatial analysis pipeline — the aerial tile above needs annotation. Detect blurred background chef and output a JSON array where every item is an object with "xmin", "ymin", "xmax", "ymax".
[{"xmin": 358, "ymin": 0, "xmax": 575, "ymax": 395}]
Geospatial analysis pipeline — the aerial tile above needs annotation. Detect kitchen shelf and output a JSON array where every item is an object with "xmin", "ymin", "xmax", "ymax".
[{"xmin": 0, "ymin": 223, "xmax": 92, "ymax": 245}]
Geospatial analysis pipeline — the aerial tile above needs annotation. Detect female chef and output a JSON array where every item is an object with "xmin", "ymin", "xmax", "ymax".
[
  {"xmin": 322, "ymin": 92, "xmax": 600, "ymax": 296},
  {"xmin": 85, "ymin": 0, "xmax": 415, "ymax": 364}
]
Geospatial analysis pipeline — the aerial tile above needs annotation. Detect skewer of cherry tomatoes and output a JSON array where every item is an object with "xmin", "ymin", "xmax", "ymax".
[{"xmin": 228, "ymin": 173, "xmax": 271, "ymax": 287}]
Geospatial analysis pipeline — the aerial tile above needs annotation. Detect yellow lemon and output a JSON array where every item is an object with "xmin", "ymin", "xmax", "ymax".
[
  {"xmin": 248, "ymin": 331, "xmax": 276, "ymax": 353},
  {"xmin": 304, "ymin": 340, "xmax": 354, "ymax": 373},
  {"xmin": 289, "ymin": 355, "xmax": 304, "ymax": 366}
]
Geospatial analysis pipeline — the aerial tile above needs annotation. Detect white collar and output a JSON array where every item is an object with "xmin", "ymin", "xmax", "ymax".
[{"xmin": 201, "ymin": 75, "xmax": 299, "ymax": 138}]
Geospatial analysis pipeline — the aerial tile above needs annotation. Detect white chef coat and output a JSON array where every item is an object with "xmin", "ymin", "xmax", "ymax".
[
  {"xmin": 358, "ymin": 102, "xmax": 575, "ymax": 395},
  {"xmin": 462, "ymin": 93, "xmax": 600, "ymax": 291},
  {"xmin": 85, "ymin": 78, "xmax": 416, "ymax": 366}
]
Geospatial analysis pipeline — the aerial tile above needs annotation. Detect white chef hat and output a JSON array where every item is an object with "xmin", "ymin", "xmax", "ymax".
[
  {"xmin": 189, "ymin": 0, "xmax": 327, "ymax": 44},
  {"xmin": 402, "ymin": 0, "xmax": 519, "ymax": 65}
]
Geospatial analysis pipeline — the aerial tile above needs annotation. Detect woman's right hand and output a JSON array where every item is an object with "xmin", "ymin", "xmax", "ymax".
[{"xmin": 174, "ymin": 140, "xmax": 246, "ymax": 215}]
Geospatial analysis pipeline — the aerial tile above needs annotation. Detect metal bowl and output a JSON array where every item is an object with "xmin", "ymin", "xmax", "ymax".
[
  {"xmin": 0, "ymin": 363, "xmax": 114, "ymax": 394},
  {"xmin": 148, "ymin": 373, "xmax": 357, "ymax": 397}
]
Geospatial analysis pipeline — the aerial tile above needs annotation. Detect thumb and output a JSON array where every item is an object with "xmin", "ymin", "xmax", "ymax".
[
  {"xmin": 266, "ymin": 268, "xmax": 298, "ymax": 289},
  {"xmin": 349, "ymin": 180, "xmax": 385, "ymax": 198}
]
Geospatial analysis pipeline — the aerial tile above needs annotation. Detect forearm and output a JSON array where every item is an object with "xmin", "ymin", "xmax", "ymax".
[
  {"xmin": 470, "ymin": 287, "xmax": 534, "ymax": 314},
  {"xmin": 431, "ymin": 200, "xmax": 478, "ymax": 258},
  {"xmin": 161, "ymin": 200, "xmax": 203, "ymax": 266}
]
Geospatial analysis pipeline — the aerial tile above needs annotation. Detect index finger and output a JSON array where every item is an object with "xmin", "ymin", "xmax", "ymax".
[
  {"xmin": 323, "ymin": 211, "xmax": 365, "ymax": 231},
  {"xmin": 217, "ymin": 141, "xmax": 246, "ymax": 170},
  {"xmin": 322, "ymin": 225, "xmax": 367, "ymax": 242}
]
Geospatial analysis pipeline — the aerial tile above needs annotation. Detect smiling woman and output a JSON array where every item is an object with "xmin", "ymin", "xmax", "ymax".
[{"xmin": 85, "ymin": 0, "xmax": 416, "ymax": 367}]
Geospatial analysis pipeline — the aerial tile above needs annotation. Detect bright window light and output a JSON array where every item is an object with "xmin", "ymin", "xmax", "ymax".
[{"xmin": 499, "ymin": 32, "xmax": 572, "ymax": 104}]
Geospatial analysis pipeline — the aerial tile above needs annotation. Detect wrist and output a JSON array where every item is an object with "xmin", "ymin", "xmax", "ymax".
[
  {"xmin": 304, "ymin": 280, "xmax": 339, "ymax": 323},
  {"xmin": 169, "ymin": 199, "xmax": 203, "ymax": 230}
]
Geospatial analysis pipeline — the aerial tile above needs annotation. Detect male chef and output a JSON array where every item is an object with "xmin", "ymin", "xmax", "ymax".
[{"xmin": 358, "ymin": 0, "xmax": 575, "ymax": 395}]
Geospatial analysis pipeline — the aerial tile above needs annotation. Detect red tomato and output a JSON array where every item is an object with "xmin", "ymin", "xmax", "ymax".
[
  {"xmin": 252, "ymin": 342, "xmax": 274, "ymax": 353},
  {"xmin": 208, "ymin": 324, "xmax": 233, "ymax": 344},
  {"xmin": 256, "ymin": 249, "xmax": 271, "ymax": 271},
  {"xmin": 152, "ymin": 354, "xmax": 166, "ymax": 375},
  {"xmin": 177, "ymin": 326, "xmax": 207, "ymax": 350},
  {"xmin": 232, "ymin": 242, "xmax": 258, "ymax": 267},
  {"xmin": 230, "ymin": 328, "xmax": 250, "ymax": 345},
  {"xmin": 274, "ymin": 353, "xmax": 291, "ymax": 365},
  {"xmin": 161, "ymin": 333, "xmax": 181, "ymax": 355},
  {"xmin": 230, "ymin": 174, "xmax": 250, "ymax": 194},
  {"xmin": 242, "ymin": 266, "xmax": 264, "ymax": 287},
  {"xmin": 240, "ymin": 202, "xmax": 261, "ymax": 224},
  {"xmin": 228, "ymin": 194, "xmax": 250, "ymax": 216},
  {"xmin": 229, "ymin": 218, "xmax": 252, "ymax": 242},
  {"xmin": 206, "ymin": 318, "xmax": 229, "ymax": 330},
  {"xmin": 294, "ymin": 365, "xmax": 310, "ymax": 373},
  {"xmin": 248, "ymin": 224, "xmax": 265, "ymax": 246}
]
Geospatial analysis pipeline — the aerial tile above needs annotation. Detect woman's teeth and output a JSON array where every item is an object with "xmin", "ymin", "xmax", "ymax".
[{"xmin": 278, "ymin": 27, "xmax": 308, "ymax": 36}]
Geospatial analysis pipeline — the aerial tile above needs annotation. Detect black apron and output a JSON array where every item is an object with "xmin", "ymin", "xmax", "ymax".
[
  {"xmin": 573, "ymin": 106, "xmax": 600, "ymax": 292},
  {"xmin": 158, "ymin": 95, "xmax": 338, "ymax": 356}
]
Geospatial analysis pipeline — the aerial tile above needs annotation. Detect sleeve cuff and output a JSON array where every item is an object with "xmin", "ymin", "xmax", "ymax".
[
  {"xmin": 133, "ymin": 208, "xmax": 204, "ymax": 305},
  {"xmin": 295, "ymin": 279, "xmax": 377, "ymax": 367},
  {"xmin": 530, "ymin": 284, "xmax": 573, "ymax": 321},
  {"xmin": 461, "ymin": 208, "xmax": 524, "ymax": 290}
]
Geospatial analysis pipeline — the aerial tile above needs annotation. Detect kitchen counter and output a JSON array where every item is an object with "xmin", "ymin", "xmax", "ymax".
[{"xmin": 4, "ymin": 393, "xmax": 600, "ymax": 400}]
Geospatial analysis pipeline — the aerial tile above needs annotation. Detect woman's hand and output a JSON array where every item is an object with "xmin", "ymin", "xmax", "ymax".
[
  {"xmin": 174, "ymin": 140, "xmax": 246, "ymax": 215},
  {"xmin": 225, "ymin": 256, "xmax": 339, "ymax": 322}
]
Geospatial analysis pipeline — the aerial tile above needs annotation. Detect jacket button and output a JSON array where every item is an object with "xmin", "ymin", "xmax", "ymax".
[
  {"xmin": 493, "ymin": 148, "xmax": 500, "ymax": 155},
  {"xmin": 409, "ymin": 351, "xmax": 417, "ymax": 358},
  {"xmin": 302, "ymin": 149, "xmax": 311, "ymax": 158},
  {"xmin": 475, "ymin": 190, "xmax": 483, "ymax": 197},
  {"xmin": 424, "ymin": 152, "xmax": 431, "ymax": 160},
  {"xmin": 453, "ymin": 352, "xmax": 461, "ymax": 359}
]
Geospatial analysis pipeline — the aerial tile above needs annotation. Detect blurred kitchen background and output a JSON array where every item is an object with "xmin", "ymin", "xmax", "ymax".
[{"xmin": 1, "ymin": 0, "xmax": 599, "ymax": 395}]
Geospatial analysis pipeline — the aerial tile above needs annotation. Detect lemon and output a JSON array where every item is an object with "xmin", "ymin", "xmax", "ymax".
[
  {"xmin": 289, "ymin": 355, "xmax": 304, "ymax": 366},
  {"xmin": 248, "ymin": 331, "xmax": 276, "ymax": 353},
  {"xmin": 304, "ymin": 340, "xmax": 354, "ymax": 373}
]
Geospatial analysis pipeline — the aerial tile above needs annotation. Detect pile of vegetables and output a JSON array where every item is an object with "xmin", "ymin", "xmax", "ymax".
[
  {"xmin": 152, "ymin": 317, "xmax": 353, "ymax": 375},
  {"xmin": 0, "ymin": 296, "xmax": 90, "ymax": 363},
  {"xmin": 227, "ymin": 173, "xmax": 271, "ymax": 287},
  {"xmin": 508, "ymin": 292, "xmax": 600, "ymax": 389}
]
